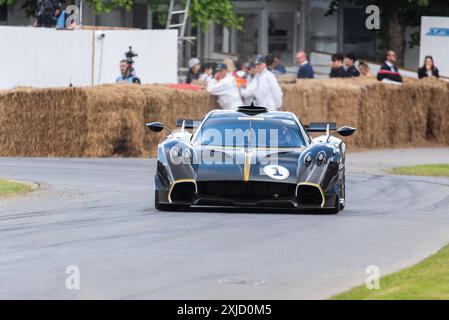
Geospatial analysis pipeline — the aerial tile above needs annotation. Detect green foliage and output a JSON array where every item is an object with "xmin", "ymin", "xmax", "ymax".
[
  {"xmin": 1, "ymin": 0, "xmax": 242, "ymax": 32},
  {"xmin": 89, "ymin": 0, "xmax": 134, "ymax": 13},
  {"xmin": 148, "ymin": 0, "xmax": 242, "ymax": 32},
  {"xmin": 189, "ymin": 0, "xmax": 243, "ymax": 32}
]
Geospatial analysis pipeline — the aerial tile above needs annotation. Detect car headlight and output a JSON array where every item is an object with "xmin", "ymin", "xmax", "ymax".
[
  {"xmin": 304, "ymin": 153, "xmax": 313, "ymax": 167},
  {"xmin": 182, "ymin": 149, "xmax": 192, "ymax": 164},
  {"xmin": 169, "ymin": 147, "xmax": 182, "ymax": 165},
  {"xmin": 317, "ymin": 152, "xmax": 326, "ymax": 166}
]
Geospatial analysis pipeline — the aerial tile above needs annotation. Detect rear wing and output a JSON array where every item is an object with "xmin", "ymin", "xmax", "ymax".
[
  {"xmin": 304, "ymin": 122, "xmax": 337, "ymax": 133},
  {"xmin": 176, "ymin": 119, "xmax": 201, "ymax": 130}
]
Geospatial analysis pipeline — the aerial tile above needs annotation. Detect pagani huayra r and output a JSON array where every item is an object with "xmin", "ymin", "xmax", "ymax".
[{"xmin": 146, "ymin": 105, "xmax": 356, "ymax": 214}]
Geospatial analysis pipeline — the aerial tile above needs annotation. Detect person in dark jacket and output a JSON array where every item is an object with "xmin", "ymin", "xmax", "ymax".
[
  {"xmin": 418, "ymin": 56, "xmax": 439, "ymax": 79},
  {"xmin": 186, "ymin": 58, "xmax": 201, "ymax": 84},
  {"xmin": 295, "ymin": 51, "xmax": 314, "ymax": 79},
  {"xmin": 377, "ymin": 50, "xmax": 403, "ymax": 83},
  {"xmin": 330, "ymin": 53, "xmax": 347, "ymax": 78},
  {"xmin": 344, "ymin": 53, "xmax": 360, "ymax": 77}
]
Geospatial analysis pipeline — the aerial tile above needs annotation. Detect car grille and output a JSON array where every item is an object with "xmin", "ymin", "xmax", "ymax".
[{"xmin": 197, "ymin": 181, "xmax": 296, "ymax": 201}]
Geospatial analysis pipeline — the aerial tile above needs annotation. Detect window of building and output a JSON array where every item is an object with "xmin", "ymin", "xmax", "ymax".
[
  {"xmin": 132, "ymin": 3, "xmax": 148, "ymax": 29},
  {"xmin": 306, "ymin": 0, "xmax": 338, "ymax": 54},
  {"xmin": 0, "ymin": 4, "xmax": 7, "ymax": 22},
  {"xmin": 234, "ymin": 13, "xmax": 260, "ymax": 58},
  {"xmin": 268, "ymin": 12, "xmax": 295, "ymax": 63},
  {"xmin": 343, "ymin": 6, "xmax": 376, "ymax": 60}
]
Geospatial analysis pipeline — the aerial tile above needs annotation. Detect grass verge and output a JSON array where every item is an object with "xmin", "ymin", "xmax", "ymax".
[
  {"xmin": 332, "ymin": 164, "xmax": 449, "ymax": 300},
  {"xmin": 391, "ymin": 164, "xmax": 449, "ymax": 177},
  {"xmin": 331, "ymin": 244, "xmax": 449, "ymax": 300},
  {"xmin": 0, "ymin": 179, "xmax": 33, "ymax": 198}
]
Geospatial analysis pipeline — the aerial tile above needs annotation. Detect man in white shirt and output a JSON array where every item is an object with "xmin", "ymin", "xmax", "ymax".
[
  {"xmin": 207, "ymin": 64, "xmax": 243, "ymax": 110},
  {"xmin": 241, "ymin": 56, "xmax": 283, "ymax": 111}
]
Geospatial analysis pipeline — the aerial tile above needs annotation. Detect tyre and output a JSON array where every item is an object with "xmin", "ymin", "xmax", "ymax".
[
  {"xmin": 328, "ymin": 194, "xmax": 341, "ymax": 215},
  {"xmin": 340, "ymin": 175, "xmax": 346, "ymax": 211}
]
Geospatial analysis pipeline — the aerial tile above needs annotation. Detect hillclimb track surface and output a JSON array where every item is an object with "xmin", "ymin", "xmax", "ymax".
[{"xmin": 0, "ymin": 148, "xmax": 449, "ymax": 299}]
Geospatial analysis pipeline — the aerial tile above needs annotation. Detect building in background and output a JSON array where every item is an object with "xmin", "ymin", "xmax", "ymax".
[{"xmin": 1, "ymin": 0, "xmax": 420, "ymax": 69}]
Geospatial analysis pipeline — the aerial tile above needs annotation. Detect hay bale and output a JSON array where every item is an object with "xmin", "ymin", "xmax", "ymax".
[
  {"xmin": 0, "ymin": 87, "xmax": 88, "ymax": 157},
  {"xmin": 277, "ymin": 74, "xmax": 297, "ymax": 84},
  {"xmin": 0, "ymin": 76, "xmax": 448, "ymax": 157}
]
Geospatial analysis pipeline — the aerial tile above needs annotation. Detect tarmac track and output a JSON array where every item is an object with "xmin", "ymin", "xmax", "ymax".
[{"xmin": 0, "ymin": 148, "xmax": 449, "ymax": 299}]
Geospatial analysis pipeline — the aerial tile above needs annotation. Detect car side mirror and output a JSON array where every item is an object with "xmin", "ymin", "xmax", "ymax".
[
  {"xmin": 336, "ymin": 126, "xmax": 357, "ymax": 137},
  {"xmin": 146, "ymin": 122, "xmax": 171, "ymax": 134}
]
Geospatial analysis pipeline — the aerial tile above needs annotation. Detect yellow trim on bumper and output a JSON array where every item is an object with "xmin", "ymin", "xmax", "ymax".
[
  {"xmin": 295, "ymin": 182, "xmax": 326, "ymax": 208},
  {"xmin": 168, "ymin": 179, "xmax": 198, "ymax": 203}
]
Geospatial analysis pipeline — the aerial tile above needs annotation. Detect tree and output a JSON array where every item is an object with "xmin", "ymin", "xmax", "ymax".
[
  {"xmin": 149, "ymin": 0, "xmax": 242, "ymax": 32},
  {"xmin": 326, "ymin": 0, "xmax": 449, "ymax": 66},
  {"xmin": 1, "ymin": 0, "xmax": 242, "ymax": 32}
]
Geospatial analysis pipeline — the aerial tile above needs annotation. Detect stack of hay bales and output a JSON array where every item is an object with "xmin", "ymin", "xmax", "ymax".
[
  {"xmin": 282, "ymin": 77, "xmax": 449, "ymax": 149},
  {"xmin": 0, "ymin": 77, "xmax": 447, "ymax": 158},
  {"xmin": 0, "ymin": 84, "xmax": 215, "ymax": 157}
]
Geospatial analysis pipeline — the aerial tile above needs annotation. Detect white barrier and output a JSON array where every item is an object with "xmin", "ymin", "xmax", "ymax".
[{"xmin": 0, "ymin": 26, "xmax": 178, "ymax": 89}]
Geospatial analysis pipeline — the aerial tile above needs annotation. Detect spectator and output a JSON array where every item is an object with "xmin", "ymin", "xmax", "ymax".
[
  {"xmin": 296, "ymin": 52, "xmax": 314, "ymax": 79},
  {"xmin": 241, "ymin": 55, "xmax": 283, "ymax": 111},
  {"xmin": 344, "ymin": 53, "xmax": 360, "ymax": 77},
  {"xmin": 265, "ymin": 54, "xmax": 282, "ymax": 77},
  {"xmin": 33, "ymin": 0, "xmax": 58, "ymax": 28},
  {"xmin": 418, "ymin": 56, "xmax": 440, "ymax": 79},
  {"xmin": 330, "ymin": 53, "xmax": 347, "ymax": 78},
  {"xmin": 223, "ymin": 58, "xmax": 236, "ymax": 74},
  {"xmin": 239, "ymin": 62, "xmax": 256, "ymax": 105},
  {"xmin": 55, "ymin": 2, "xmax": 76, "ymax": 29},
  {"xmin": 377, "ymin": 50, "xmax": 403, "ymax": 83},
  {"xmin": 247, "ymin": 62, "xmax": 257, "ymax": 79},
  {"xmin": 358, "ymin": 61, "xmax": 373, "ymax": 77},
  {"xmin": 116, "ymin": 59, "xmax": 140, "ymax": 84},
  {"xmin": 186, "ymin": 58, "xmax": 201, "ymax": 84},
  {"xmin": 233, "ymin": 61, "xmax": 249, "ymax": 89},
  {"xmin": 242, "ymin": 62, "xmax": 250, "ymax": 75},
  {"xmin": 207, "ymin": 63, "xmax": 242, "ymax": 110},
  {"xmin": 274, "ymin": 54, "xmax": 287, "ymax": 74},
  {"xmin": 199, "ymin": 63, "xmax": 213, "ymax": 83}
]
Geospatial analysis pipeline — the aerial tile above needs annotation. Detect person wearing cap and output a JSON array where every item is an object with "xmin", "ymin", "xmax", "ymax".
[
  {"xmin": 241, "ymin": 55, "xmax": 283, "ymax": 111},
  {"xmin": 186, "ymin": 58, "xmax": 201, "ymax": 84},
  {"xmin": 345, "ymin": 53, "xmax": 360, "ymax": 77},
  {"xmin": 207, "ymin": 63, "xmax": 243, "ymax": 110}
]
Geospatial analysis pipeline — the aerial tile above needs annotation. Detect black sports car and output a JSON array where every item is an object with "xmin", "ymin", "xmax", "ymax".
[{"xmin": 147, "ymin": 105, "xmax": 356, "ymax": 214}]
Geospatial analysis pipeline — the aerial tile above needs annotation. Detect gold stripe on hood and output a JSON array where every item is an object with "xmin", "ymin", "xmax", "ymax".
[{"xmin": 244, "ymin": 152, "xmax": 252, "ymax": 182}]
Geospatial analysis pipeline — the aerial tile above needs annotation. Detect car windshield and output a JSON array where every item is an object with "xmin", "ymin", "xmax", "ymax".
[{"xmin": 193, "ymin": 114, "xmax": 306, "ymax": 148}]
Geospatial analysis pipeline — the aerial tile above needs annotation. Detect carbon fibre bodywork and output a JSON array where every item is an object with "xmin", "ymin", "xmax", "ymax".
[{"xmin": 151, "ymin": 108, "xmax": 355, "ymax": 213}]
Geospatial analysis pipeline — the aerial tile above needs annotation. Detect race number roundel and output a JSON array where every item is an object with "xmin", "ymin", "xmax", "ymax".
[{"xmin": 263, "ymin": 165, "xmax": 290, "ymax": 180}]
